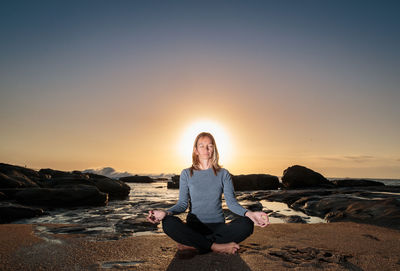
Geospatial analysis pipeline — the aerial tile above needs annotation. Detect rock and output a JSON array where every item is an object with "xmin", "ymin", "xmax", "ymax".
[
  {"xmin": 282, "ymin": 165, "xmax": 333, "ymax": 189},
  {"xmin": 331, "ymin": 179, "xmax": 385, "ymax": 187},
  {"xmin": 15, "ymin": 185, "xmax": 108, "ymax": 207},
  {"xmin": 167, "ymin": 175, "xmax": 180, "ymax": 189},
  {"xmin": 251, "ymin": 185, "xmax": 400, "ymax": 229},
  {"xmin": 242, "ymin": 202, "xmax": 263, "ymax": 211},
  {"xmin": 39, "ymin": 170, "xmax": 131, "ymax": 199},
  {"xmin": 324, "ymin": 198, "xmax": 400, "ymax": 229},
  {"xmin": 115, "ymin": 217, "xmax": 158, "ymax": 233},
  {"xmin": 90, "ymin": 177, "xmax": 130, "ymax": 199},
  {"xmin": 85, "ymin": 173, "xmax": 130, "ymax": 199},
  {"xmin": 231, "ymin": 174, "xmax": 279, "ymax": 191},
  {"xmin": 1, "ymin": 163, "xmax": 131, "ymax": 203},
  {"xmin": 291, "ymin": 195, "xmax": 352, "ymax": 218},
  {"xmin": 263, "ymin": 190, "xmax": 334, "ymax": 206},
  {"xmin": 119, "ymin": 175, "xmax": 154, "ymax": 183},
  {"xmin": 284, "ymin": 215, "xmax": 307, "ymax": 223},
  {"xmin": 38, "ymin": 168, "xmax": 86, "ymax": 179},
  {"xmin": 0, "ymin": 173, "xmax": 21, "ymax": 188},
  {"xmin": 0, "ymin": 163, "xmax": 40, "ymax": 188},
  {"xmin": 45, "ymin": 177, "xmax": 92, "ymax": 187},
  {"xmin": 0, "ymin": 202, "xmax": 44, "ymax": 223},
  {"xmin": 0, "ymin": 192, "xmax": 6, "ymax": 201},
  {"xmin": 167, "ymin": 173, "xmax": 280, "ymax": 191}
]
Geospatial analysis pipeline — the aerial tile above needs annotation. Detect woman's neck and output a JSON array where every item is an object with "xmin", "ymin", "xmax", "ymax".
[{"xmin": 198, "ymin": 160, "xmax": 212, "ymax": 170}]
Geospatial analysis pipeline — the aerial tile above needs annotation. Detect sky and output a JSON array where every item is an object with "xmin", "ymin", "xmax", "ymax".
[{"xmin": 1, "ymin": 1, "xmax": 399, "ymax": 178}]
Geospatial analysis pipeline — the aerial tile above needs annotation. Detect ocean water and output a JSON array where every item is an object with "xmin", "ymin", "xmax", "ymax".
[{"xmin": 14, "ymin": 181, "xmax": 325, "ymax": 240}]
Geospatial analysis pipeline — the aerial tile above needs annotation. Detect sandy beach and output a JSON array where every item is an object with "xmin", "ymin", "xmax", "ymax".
[{"xmin": 1, "ymin": 222, "xmax": 399, "ymax": 271}]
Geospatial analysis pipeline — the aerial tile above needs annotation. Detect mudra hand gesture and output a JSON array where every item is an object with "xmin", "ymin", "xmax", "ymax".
[
  {"xmin": 245, "ymin": 211, "xmax": 270, "ymax": 227},
  {"xmin": 146, "ymin": 210, "xmax": 167, "ymax": 224}
]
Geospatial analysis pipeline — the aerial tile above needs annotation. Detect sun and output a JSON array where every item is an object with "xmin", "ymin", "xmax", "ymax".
[{"xmin": 177, "ymin": 119, "xmax": 234, "ymax": 166}]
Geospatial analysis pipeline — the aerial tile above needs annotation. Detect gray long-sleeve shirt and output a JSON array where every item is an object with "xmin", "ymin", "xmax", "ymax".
[{"xmin": 167, "ymin": 167, "xmax": 248, "ymax": 223}]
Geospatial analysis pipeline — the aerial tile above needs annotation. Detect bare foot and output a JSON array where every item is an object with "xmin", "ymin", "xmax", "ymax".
[
  {"xmin": 211, "ymin": 242, "xmax": 240, "ymax": 254},
  {"xmin": 176, "ymin": 242, "xmax": 197, "ymax": 251}
]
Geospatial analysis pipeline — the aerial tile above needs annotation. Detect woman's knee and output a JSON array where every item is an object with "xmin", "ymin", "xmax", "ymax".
[
  {"xmin": 161, "ymin": 215, "xmax": 181, "ymax": 232},
  {"xmin": 240, "ymin": 216, "xmax": 254, "ymax": 236}
]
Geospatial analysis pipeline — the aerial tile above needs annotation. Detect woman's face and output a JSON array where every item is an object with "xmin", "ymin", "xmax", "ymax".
[{"xmin": 195, "ymin": 136, "xmax": 214, "ymax": 160}]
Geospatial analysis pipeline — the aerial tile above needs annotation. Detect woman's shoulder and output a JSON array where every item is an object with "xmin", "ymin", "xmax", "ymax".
[
  {"xmin": 218, "ymin": 167, "xmax": 231, "ymax": 176},
  {"xmin": 180, "ymin": 167, "xmax": 190, "ymax": 175}
]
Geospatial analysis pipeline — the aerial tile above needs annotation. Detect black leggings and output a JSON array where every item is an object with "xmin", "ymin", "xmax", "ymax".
[{"xmin": 162, "ymin": 213, "xmax": 254, "ymax": 254}]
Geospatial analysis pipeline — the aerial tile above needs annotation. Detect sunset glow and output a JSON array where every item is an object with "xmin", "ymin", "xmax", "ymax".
[{"xmin": 177, "ymin": 120, "xmax": 233, "ymax": 167}]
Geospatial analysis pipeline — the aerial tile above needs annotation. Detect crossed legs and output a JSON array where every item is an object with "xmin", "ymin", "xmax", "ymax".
[{"xmin": 162, "ymin": 214, "xmax": 254, "ymax": 254}]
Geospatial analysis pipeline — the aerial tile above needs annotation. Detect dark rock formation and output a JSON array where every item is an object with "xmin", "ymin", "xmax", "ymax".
[
  {"xmin": 0, "ymin": 202, "xmax": 44, "ymax": 223},
  {"xmin": 167, "ymin": 173, "xmax": 280, "ymax": 191},
  {"xmin": 15, "ymin": 185, "xmax": 108, "ymax": 207},
  {"xmin": 85, "ymin": 173, "xmax": 130, "ymax": 199},
  {"xmin": 115, "ymin": 217, "xmax": 158, "ymax": 233},
  {"xmin": 331, "ymin": 179, "xmax": 385, "ymax": 187},
  {"xmin": 119, "ymin": 175, "xmax": 154, "ymax": 183},
  {"xmin": 259, "ymin": 186, "xmax": 400, "ymax": 230},
  {"xmin": 231, "ymin": 174, "xmax": 279, "ymax": 191},
  {"xmin": 284, "ymin": 215, "xmax": 307, "ymax": 223},
  {"xmin": 282, "ymin": 165, "xmax": 333, "ymax": 189},
  {"xmin": 0, "ymin": 192, "xmax": 6, "ymax": 201},
  {"xmin": 39, "ymin": 168, "xmax": 80, "ymax": 179},
  {"xmin": 0, "ymin": 163, "xmax": 130, "ymax": 201},
  {"xmin": 0, "ymin": 163, "xmax": 40, "ymax": 188},
  {"xmin": 167, "ymin": 175, "xmax": 180, "ymax": 189}
]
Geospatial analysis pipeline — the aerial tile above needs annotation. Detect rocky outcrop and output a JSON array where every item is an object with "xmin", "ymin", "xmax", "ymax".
[
  {"xmin": 231, "ymin": 174, "xmax": 279, "ymax": 191},
  {"xmin": 39, "ymin": 170, "xmax": 130, "ymax": 199},
  {"xmin": 15, "ymin": 185, "xmax": 108, "ymax": 207},
  {"xmin": 282, "ymin": 165, "xmax": 333, "ymax": 189},
  {"xmin": 0, "ymin": 202, "xmax": 44, "ymax": 223},
  {"xmin": 258, "ymin": 185, "xmax": 400, "ymax": 230},
  {"xmin": 0, "ymin": 163, "xmax": 131, "ymax": 222},
  {"xmin": 0, "ymin": 163, "xmax": 40, "ymax": 188},
  {"xmin": 167, "ymin": 175, "xmax": 180, "ymax": 189},
  {"xmin": 167, "ymin": 173, "xmax": 279, "ymax": 190},
  {"xmin": 331, "ymin": 179, "xmax": 384, "ymax": 187},
  {"xmin": 0, "ymin": 192, "xmax": 6, "ymax": 201},
  {"xmin": 85, "ymin": 173, "xmax": 130, "ymax": 199},
  {"xmin": 119, "ymin": 175, "xmax": 154, "ymax": 183}
]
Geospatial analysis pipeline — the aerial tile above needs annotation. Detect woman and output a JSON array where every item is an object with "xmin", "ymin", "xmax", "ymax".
[{"xmin": 147, "ymin": 132, "xmax": 270, "ymax": 254}]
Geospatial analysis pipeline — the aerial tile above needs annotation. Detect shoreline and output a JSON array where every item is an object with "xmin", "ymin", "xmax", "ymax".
[{"xmin": 1, "ymin": 222, "xmax": 399, "ymax": 270}]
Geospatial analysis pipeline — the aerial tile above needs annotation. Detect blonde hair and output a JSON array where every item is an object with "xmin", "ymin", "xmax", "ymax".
[{"xmin": 189, "ymin": 132, "xmax": 222, "ymax": 177}]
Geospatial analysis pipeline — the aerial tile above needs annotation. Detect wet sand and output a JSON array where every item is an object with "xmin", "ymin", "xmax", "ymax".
[{"xmin": 1, "ymin": 222, "xmax": 400, "ymax": 270}]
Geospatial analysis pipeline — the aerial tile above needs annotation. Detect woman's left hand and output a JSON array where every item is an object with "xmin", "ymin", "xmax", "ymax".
[{"xmin": 245, "ymin": 211, "xmax": 270, "ymax": 227}]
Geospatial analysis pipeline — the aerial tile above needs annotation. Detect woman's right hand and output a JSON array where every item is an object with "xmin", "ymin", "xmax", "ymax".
[{"xmin": 146, "ymin": 210, "xmax": 167, "ymax": 224}]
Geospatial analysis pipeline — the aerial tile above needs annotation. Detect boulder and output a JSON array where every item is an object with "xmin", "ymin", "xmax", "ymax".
[
  {"xmin": 0, "ymin": 202, "xmax": 44, "ymax": 223},
  {"xmin": 45, "ymin": 177, "xmax": 93, "ymax": 188},
  {"xmin": 0, "ymin": 164, "xmax": 40, "ymax": 188},
  {"xmin": 91, "ymin": 178, "xmax": 130, "ymax": 199},
  {"xmin": 38, "ymin": 171, "xmax": 130, "ymax": 199},
  {"xmin": 282, "ymin": 165, "xmax": 333, "ymax": 189},
  {"xmin": 231, "ymin": 174, "xmax": 279, "ymax": 191},
  {"xmin": 15, "ymin": 185, "xmax": 108, "ymax": 207},
  {"xmin": 325, "ymin": 198, "xmax": 400, "ymax": 227},
  {"xmin": 39, "ymin": 168, "xmax": 87, "ymax": 179},
  {"xmin": 119, "ymin": 175, "xmax": 154, "ymax": 183},
  {"xmin": 284, "ymin": 215, "xmax": 307, "ymax": 223},
  {"xmin": 331, "ymin": 179, "xmax": 385, "ymax": 187},
  {"xmin": 167, "ymin": 175, "xmax": 180, "ymax": 189},
  {"xmin": 167, "ymin": 173, "xmax": 280, "ymax": 191},
  {"xmin": 0, "ymin": 192, "xmax": 6, "ymax": 201},
  {"xmin": 85, "ymin": 173, "xmax": 130, "ymax": 199},
  {"xmin": 0, "ymin": 163, "xmax": 44, "ymax": 184}
]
